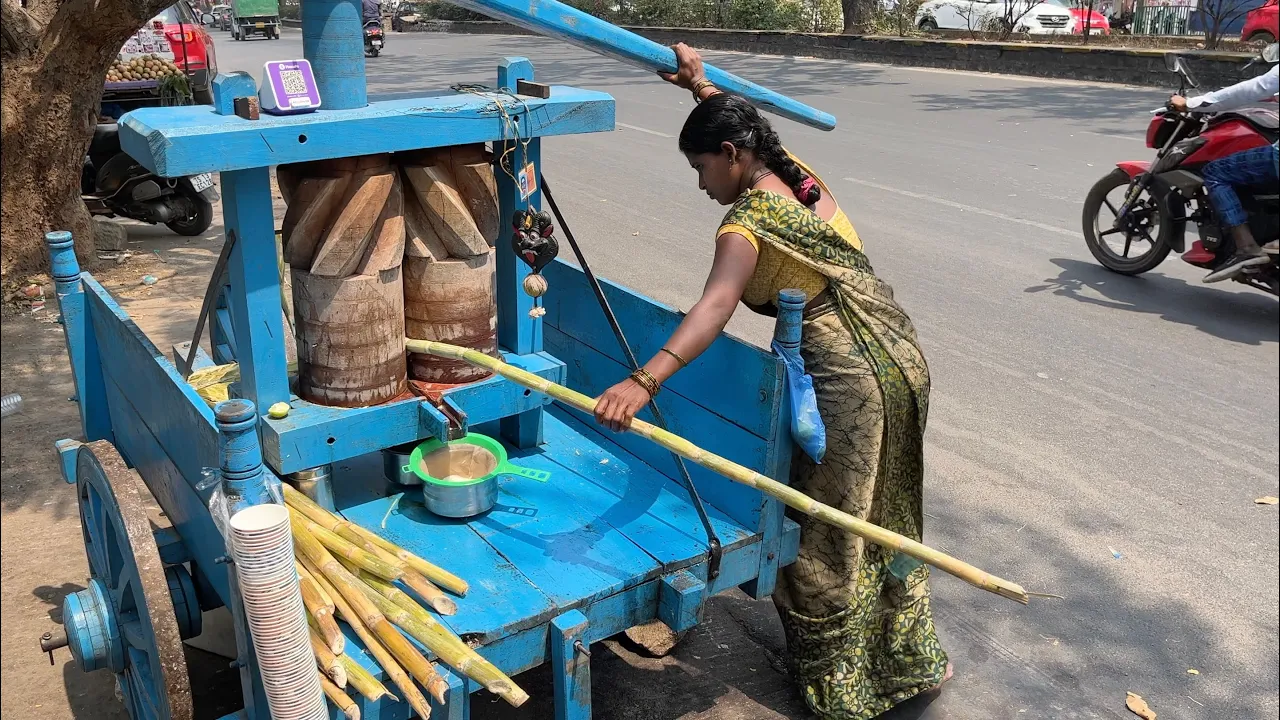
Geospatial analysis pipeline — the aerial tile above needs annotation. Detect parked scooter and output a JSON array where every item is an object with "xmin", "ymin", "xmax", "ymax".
[
  {"xmin": 364, "ymin": 20, "xmax": 384, "ymax": 57},
  {"xmin": 82, "ymin": 120, "xmax": 217, "ymax": 236},
  {"xmin": 1081, "ymin": 45, "xmax": 1279, "ymax": 296}
]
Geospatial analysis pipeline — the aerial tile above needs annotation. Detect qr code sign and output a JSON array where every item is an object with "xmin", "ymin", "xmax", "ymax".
[{"xmin": 279, "ymin": 69, "xmax": 307, "ymax": 96}]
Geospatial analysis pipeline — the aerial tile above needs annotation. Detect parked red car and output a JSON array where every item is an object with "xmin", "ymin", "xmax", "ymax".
[
  {"xmin": 1241, "ymin": 0, "xmax": 1278, "ymax": 45},
  {"xmin": 1045, "ymin": 0, "xmax": 1110, "ymax": 34},
  {"xmin": 104, "ymin": 2, "xmax": 218, "ymax": 105}
]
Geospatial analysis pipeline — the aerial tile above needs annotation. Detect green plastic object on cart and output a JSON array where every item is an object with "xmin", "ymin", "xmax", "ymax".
[{"xmin": 406, "ymin": 433, "xmax": 550, "ymax": 486}]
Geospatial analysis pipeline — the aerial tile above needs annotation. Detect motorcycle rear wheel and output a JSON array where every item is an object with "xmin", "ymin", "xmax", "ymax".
[
  {"xmin": 165, "ymin": 193, "xmax": 213, "ymax": 237},
  {"xmin": 1082, "ymin": 168, "xmax": 1174, "ymax": 275}
]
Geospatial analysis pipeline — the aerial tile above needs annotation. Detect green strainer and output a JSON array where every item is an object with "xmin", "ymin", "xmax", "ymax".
[{"xmin": 405, "ymin": 433, "xmax": 549, "ymax": 518}]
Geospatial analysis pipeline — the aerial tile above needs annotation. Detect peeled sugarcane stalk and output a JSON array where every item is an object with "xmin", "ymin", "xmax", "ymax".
[
  {"xmin": 394, "ymin": 568, "xmax": 457, "ymax": 617},
  {"xmin": 292, "ymin": 517, "xmax": 451, "ymax": 705},
  {"xmin": 338, "ymin": 652, "xmax": 398, "ymax": 704},
  {"xmin": 290, "ymin": 507, "xmax": 403, "ymax": 580},
  {"xmin": 405, "ymin": 338, "xmax": 1030, "ymax": 605},
  {"xmin": 310, "ymin": 625, "xmax": 348, "ymax": 688},
  {"xmin": 356, "ymin": 570, "xmax": 527, "ymax": 707},
  {"xmin": 300, "ymin": 553, "xmax": 435, "ymax": 720},
  {"xmin": 319, "ymin": 670, "xmax": 361, "ymax": 720},
  {"xmin": 283, "ymin": 483, "xmax": 469, "ymax": 596},
  {"xmin": 298, "ymin": 561, "xmax": 345, "ymax": 654}
]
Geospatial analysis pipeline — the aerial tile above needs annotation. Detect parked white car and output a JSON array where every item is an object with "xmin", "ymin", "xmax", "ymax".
[{"xmin": 917, "ymin": 0, "xmax": 1077, "ymax": 34}]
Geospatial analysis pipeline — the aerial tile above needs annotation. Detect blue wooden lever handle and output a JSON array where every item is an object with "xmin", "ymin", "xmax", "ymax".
[{"xmin": 447, "ymin": 0, "xmax": 838, "ymax": 131}]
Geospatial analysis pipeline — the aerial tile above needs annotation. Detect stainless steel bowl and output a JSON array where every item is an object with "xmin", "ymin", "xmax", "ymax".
[
  {"xmin": 286, "ymin": 465, "xmax": 335, "ymax": 511},
  {"xmin": 420, "ymin": 476, "xmax": 499, "ymax": 518},
  {"xmin": 382, "ymin": 444, "xmax": 421, "ymax": 486}
]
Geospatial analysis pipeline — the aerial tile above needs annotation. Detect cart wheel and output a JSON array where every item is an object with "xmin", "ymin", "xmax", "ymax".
[{"xmin": 71, "ymin": 441, "xmax": 194, "ymax": 720}]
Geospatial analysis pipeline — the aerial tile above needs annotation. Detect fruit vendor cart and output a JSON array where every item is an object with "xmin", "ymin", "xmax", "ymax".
[{"xmin": 36, "ymin": 1, "xmax": 844, "ymax": 719}]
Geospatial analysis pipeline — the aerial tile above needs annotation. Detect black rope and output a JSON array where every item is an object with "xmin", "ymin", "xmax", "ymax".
[{"xmin": 541, "ymin": 176, "xmax": 723, "ymax": 582}]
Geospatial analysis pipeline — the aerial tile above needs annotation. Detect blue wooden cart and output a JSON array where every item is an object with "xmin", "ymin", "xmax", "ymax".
[{"xmin": 40, "ymin": 2, "xmax": 837, "ymax": 718}]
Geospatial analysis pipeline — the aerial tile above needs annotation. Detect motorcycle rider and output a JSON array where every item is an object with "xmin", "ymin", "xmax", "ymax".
[
  {"xmin": 362, "ymin": 0, "xmax": 381, "ymax": 25},
  {"xmin": 1169, "ymin": 62, "xmax": 1279, "ymax": 283}
]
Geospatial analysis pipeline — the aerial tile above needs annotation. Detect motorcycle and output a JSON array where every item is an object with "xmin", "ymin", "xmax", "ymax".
[
  {"xmin": 364, "ymin": 20, "xmax": 384, "ymax": 57},
  {"xmin": 82, "ymin": 121, "xmax": 217, "ymax": 237},
  {"xmin": 1081, "ymin": 45, "xmax": 1280, "ymax": 296}
]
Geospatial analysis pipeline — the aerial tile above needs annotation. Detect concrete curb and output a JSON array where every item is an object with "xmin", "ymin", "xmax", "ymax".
[{"xmin": 283, "ymin": 18, "xmax": 1259, "ymax": 88}]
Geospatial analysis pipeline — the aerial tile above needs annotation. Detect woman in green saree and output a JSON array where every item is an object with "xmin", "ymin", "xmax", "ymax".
[{"xmin": 592, "ymin": 45, "xmax": 951, "ymax": 719}]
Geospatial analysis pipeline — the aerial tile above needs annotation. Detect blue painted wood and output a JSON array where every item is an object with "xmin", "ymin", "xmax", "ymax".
[
  {"xmin": 172, "ymin": 342, "xmax": 216, "ymax": 372},
  {"xmin": 118, "ymin": 87, "xmax": 614, "ymax": 177},
  {"xmin": 55, "ymin": 439, "xmax": 84, "ymax": 484},
  {"xmin": 211, "ymin": 72, "xmax": 258, "ymax": 116},
  {"xmin": 544, "ymin": 325, "xmax": 769, "ymax": 530},
  {"xmin": 746, "ymin": 289, "xmax": 806, "ymax": 599},
  {"xmin": 543, "ymin": 407, "xmax": 753, "ymax": 564},
  {"xmin": 542, "ymin": 259, "xmax": 785, "ymax": 441},
  {"xmin": 494, "ymin": 58, "xmax": 546, "ymax": 449},
  {"xmin": 550, "ymin": 610, "xmax": 590, "ymax": 720},
  {"xmin": 213, "ymin": 292, "xmax": 237, "ymax": 363},
  {"xmin": 95, "ymin": 368, "xmax": 271, "ymax": 719},
  {"xmin": 46, "ymin": 233, "xmax": 114, "ymax": 444},
  {"xmin": 463, "ymin": 443, "xmax": 662, "ymax": 608},
  {"xmin": 215, "ymin": 400, "xmax": 277, "ymax": 512},
  {"xmin": 432, "ymin": 670, "xmax": 468, "ymax": 720},
  {"xmin": 153, "ymin": 526, "xmax": 189, "ymax": 565},
  {"xmin": 448, "ymin": 0, "xmax": 836, "ymax": 131},
  {"xmin": 259, "ymin": 351, "xmax": 563, "ymax": 473},
  {"xmin": 82, "ymin": 280, "xmax": 230, "ymax": 600},
  {"xmin": 335, "ymin": 459, "xmax": 557, "ymax": 643},
  {"xmin": 658, "ymin": 569, "xmax": 705, "ymax": 633},
  {"xmin": 301, "ymin": 0, "xmax": 367, "ymax": 110},
  {"xmin": 220, "ymin": 170, "xmax": 290, "ymax": 414}
]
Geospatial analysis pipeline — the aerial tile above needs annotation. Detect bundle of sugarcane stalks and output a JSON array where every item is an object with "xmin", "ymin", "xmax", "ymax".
[{"xmin": 283, "ymin": 485, "xmax": 529, "ymax": 719}]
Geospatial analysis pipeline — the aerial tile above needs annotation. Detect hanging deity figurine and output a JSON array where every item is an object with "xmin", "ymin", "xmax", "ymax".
[{"xmin": 511, "ymin": 209, "xmax": 558, "ymax": 300}]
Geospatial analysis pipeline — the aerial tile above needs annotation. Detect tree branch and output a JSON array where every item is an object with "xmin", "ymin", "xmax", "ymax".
[{"xmin": 1, "ymin": 0, "xmax": 40, "ymax": 57}]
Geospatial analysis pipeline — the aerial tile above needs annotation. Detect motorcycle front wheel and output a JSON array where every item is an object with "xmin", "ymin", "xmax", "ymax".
[
  {"xmin": 1082, "ymin": 168, "xmax": 1174, "ymax": 275},
  {"xmin": 165, "ymin": 193, "xmax": 213, "ymax": 236}
]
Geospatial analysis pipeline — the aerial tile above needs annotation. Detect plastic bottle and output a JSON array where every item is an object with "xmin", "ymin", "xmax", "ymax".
[{"xmin": 1, "ymin": 394, "xmax": 23, "ymax": 419}]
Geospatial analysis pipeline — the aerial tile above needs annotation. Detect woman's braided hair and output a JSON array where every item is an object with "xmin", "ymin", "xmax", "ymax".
[{"xmin": 678, "ymin": 93, "xmax": 821, "ymax": 206}]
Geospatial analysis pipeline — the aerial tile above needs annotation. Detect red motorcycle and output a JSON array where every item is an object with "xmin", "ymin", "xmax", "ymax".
[{"xmin": 1082, "ymin": 50, "xmax": 1279, "ymax": 296}]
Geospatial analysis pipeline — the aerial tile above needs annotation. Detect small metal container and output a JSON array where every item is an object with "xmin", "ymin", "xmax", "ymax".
[
  {"xmin": 382, "ymin": 444, "xmax": 421, "ymax": 486},
  {"xmin": 407, "ymin": 434, "xmax": 550, "ymax": 519},
  {"xmin": 286, "ymin": 465, "xmax": 335, "ymax": 512},
  {"xmin": 422, "ymin": 476, "xmax": 500, "ymax": 519}
]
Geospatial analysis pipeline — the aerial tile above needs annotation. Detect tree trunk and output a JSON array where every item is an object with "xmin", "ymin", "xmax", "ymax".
[
  {"xmin": 841, "ymin": 0, "xmax": 871, "ymax": 33},
  {"xmin": 1, "ymin": 0, "xmax": 174, "ymax": 277}
]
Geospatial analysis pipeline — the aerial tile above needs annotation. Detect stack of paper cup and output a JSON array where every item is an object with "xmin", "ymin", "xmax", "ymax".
[{"xmin": 229, "ymin": 503, "xmax": 327, "ymax": 719}]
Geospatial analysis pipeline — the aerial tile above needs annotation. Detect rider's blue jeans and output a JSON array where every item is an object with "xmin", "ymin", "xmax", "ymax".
[{"xmin": 1202, "ymin": 143, "xmax": 1279, "ymax": 229}]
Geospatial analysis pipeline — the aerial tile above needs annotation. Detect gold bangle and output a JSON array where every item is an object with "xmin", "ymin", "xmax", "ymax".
[
  {"xmin": 629, "ymin": 368, "xmax": 661, "ymax": 397},
  {"xmin": 660, "ymin": 347, "xmax": 689, "ymax": 368},
  {"xmin": 691, "ymin": 79, "xmax": 715, "ymax": 101}
]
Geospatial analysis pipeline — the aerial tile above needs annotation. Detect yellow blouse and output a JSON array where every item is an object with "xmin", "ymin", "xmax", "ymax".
[{"xmin": 717, "ymin": 157, "xmax": 861, "ymax": 308}]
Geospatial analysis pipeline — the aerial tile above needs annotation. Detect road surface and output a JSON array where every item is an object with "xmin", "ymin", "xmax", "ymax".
[{"xmin": 2, "ymin": 27, "xmax": 1275, "ymax": 720}]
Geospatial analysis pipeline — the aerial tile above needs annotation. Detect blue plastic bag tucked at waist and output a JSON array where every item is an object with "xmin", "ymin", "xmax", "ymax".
[{"xmin": 772, "ymin": 340, "xmax": 826, "ymax": 464}]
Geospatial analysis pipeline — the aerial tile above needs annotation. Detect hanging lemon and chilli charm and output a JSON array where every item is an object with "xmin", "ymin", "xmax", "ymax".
[{"xmin": 512, "ymin": 208, "xmax": 558, "ymax": 317}]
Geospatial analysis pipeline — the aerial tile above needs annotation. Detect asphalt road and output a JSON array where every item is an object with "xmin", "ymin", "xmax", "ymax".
[{"xmin": 212, "ymin": 29, "xmax": 1279, "ymax": 719}]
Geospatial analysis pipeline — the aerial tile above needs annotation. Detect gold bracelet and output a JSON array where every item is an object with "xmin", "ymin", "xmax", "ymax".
[
  {"xmin": 629, "ymin": 368, "xmax": 661, "ymax": 397},
  {"xmin": 660, "ymin": 347, "xmax": 689, "ymax": 368},
  {"xmin": 691, "ymin": 79, "xmax": 715, "ymax": 101}
]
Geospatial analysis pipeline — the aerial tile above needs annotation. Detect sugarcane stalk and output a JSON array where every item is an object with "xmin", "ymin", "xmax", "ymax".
[
  {"xmin": 396, "ymin": 568, "xmax": 458, "ymax": 616},
  {"xmin": 338, "ymin": 652, "xmax": 398, "ymax": 704},
  {"xmin": 298, "ymin": 561, "xmax": 345, "ymax": 654},
  {"xmin": 284, "ymin": 483, "xmax": 469, "ymax": 596},
  {"xmin": 289, "ymin": 507, "xmax": 403, "ymax": 580},
  {"xmin": 319, "ymin": 670, "xmax": 361, "ymax": 720},
  {"xmin": 301, "ymin": 553, "xmax": 434, "ymax": 720},
  {"xmin": 406, "ymin": 337, "xmax": 1029, "ymax": 605},
  {"xmin": 310, "ymin": 625, "xmax": 348, "ymax": 688},
  {"xmin": 293, "ymin": 518, "xmax": 449, "ymax": 708},
  {"xmin": 352, "ymin": 566, "xmax": 528, "ymax": 708}
]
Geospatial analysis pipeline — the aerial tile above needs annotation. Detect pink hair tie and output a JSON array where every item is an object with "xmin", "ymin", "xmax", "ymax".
[{"xmin": 798, "ymin": 176, "xmax": 820, "ymax": 204}]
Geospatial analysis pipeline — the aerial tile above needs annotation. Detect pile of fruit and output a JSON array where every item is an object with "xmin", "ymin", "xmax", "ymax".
[{"xmin": 107, "ymin": 54, "xmax": 183, "ymax": 83}]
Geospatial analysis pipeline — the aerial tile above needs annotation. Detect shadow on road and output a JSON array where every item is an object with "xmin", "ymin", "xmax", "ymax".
[
  {"xmin": 911, "ymin": 82, "xmax": 1162, "ymax": 138},
  {"xmin": 1026, "ymin": 257, "xmax": 1279, "ymax": 345}
]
